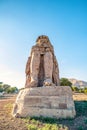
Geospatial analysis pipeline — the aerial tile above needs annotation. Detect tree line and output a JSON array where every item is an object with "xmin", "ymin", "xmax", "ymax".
[
  {"xmin": 60, "ymin": 78, "xmax": 87, "ymax": 94},
  {"xmin": 0, "ymin": 82, "xmax": 18, "ymax": 93},
  {"xmin": 0, "ymin": 78, "xmax": 87, "ymax": 94}
]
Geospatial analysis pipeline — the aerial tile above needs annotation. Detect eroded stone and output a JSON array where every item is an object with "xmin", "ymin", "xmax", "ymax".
[
  {"xmin": 25, "ymin": 35, "xmax": 60, "ymax": 88},
  {"xmin": 12, "ymin": 86, "xmax": 76, "ymax": 118}
]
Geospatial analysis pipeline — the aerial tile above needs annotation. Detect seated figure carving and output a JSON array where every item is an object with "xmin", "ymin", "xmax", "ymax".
[{"xmin": 25, "ymin": 35, "xmax": 60, "ymax": 88}]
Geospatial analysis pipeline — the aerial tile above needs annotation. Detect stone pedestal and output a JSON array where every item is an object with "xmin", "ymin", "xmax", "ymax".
[{"xmin": 12, "ymin": 86, "xmax": 76, "ymax": 118}]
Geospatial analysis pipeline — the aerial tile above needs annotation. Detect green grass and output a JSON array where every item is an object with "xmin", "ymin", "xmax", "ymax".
[
  {"xmin": 77, "ymin": 126, "xmax": 84, "ymax": 130},
  {"xmin": 84, "ymin": 118, "xmax": 87, "ymax": 124},
  {"xmin": 75, "ymin": 101, "xmax": 87, "ymax": 116},
  {"xmin": 23, "ymin": 116, "xmax": 68, "ymax": 130}
]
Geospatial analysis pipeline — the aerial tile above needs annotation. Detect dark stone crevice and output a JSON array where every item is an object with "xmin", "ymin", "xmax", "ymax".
[{"xmin": 38, "ymin": 54, "xmax": 45, "ymax": 87}]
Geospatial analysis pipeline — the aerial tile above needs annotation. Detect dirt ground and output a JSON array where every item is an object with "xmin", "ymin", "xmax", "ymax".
[
  {"xmin": 73, "ymin": 93, "xmax": 87, "ymax": 101},
  {"xmin": 0, "ymin": 94, "xmax": 27, "ymax": 130},
  {"xmin": 0, "ymin": 93, "xmax": 87, "ymax": 130}
]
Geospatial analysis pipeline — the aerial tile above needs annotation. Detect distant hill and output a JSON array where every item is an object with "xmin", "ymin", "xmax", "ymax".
[{"xmin": 68, "ymin": 78, "xmax": 87, "ymax": 88}]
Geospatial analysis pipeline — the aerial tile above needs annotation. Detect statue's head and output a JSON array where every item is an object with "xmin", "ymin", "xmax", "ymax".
[{"xmin": 36, "ymin": 35, "xmax": 51, "ymax": 47}]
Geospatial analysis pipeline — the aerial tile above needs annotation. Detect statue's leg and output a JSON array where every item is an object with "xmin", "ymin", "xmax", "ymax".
[
  {"xmin": 25, "ymin": 57, "xmax": 31, "ymax": 88},
  {"xmin": 44, "ymin": 51, "xmax": 54, "ymax": 86},
  {"xmin": 29, "ymin": 51, "xmax": 40, "ymax": 87}
]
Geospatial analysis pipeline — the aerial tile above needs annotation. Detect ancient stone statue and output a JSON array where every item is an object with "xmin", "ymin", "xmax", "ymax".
[
  {"xmin": 12, "ymin": 35, "xmax": 76, "ymax": 118},
  {"xmin": 25, "ymin": 35, "xmax": 60, "ymax": 88}
]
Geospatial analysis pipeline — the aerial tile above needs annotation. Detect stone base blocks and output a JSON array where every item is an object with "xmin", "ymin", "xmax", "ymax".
[{"xmin": 12, "ymin": 86, "xmax": 76, "ymax": 118}]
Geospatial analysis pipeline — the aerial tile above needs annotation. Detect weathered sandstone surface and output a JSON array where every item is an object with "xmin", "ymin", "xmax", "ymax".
[
  {"xmin": 25, "ymin": 35, "xmax": 60, "ymax": 88},
  {"xmin": 12, "ymin": 86, "xmax": 76, "ymax": 118}
]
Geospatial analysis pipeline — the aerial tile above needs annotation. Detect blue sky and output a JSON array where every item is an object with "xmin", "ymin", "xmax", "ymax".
[{"xmin": 0, "ymin": 0, "xmax": 87, "ymax": 88}]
